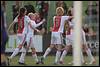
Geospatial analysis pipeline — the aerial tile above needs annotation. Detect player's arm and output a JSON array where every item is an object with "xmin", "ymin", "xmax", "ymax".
[
  {"xmin": 33, "ymin": 19, "xmax": 46, "ymax": 28},
  {"xmin": 7, "ymin": 16, "xmax": 18, "ymax": 32},
  {"xmin": 64, "ymin": 16, "xmax": 73, "ymax": 21},
  {"xmin": 26, "ymin": 16, "xmax": 45, "ymax": 30},
  {"xmin": 29, "ymin": 19, "xmax": 46, "ymax": 29},
  {"xmin": 34, "ymin": 28, "xmax": 41, "ymax": 33},
  {"xmin": 68, "ymin": 16, "xmax": 73, "ymax": 20},
  {"xmin": 7, "ymin": 21, "xmax": 17, "ymax": 32}
]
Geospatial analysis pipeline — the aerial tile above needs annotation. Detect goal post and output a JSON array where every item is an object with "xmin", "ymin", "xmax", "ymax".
[{"xmin": 73, "ymin": 1, "xmax": 82, "ymax": 66}]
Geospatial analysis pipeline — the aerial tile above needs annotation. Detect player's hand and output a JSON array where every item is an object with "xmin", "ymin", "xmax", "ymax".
[
  {"xmin": 42, "ymin": 19, "xmax": 46, "ymax": 23},
  {"xmin": 36, "ymin": 29, "xmax": 41, "ymax": 33}
]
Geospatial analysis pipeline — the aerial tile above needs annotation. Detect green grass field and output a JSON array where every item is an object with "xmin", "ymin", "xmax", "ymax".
[{"xmin": 7, "ymin": 55, "xmax": 99, "ymax": 66}]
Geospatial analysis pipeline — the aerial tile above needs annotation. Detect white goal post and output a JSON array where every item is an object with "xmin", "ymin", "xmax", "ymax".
[{"xmin": 73, "ymin": 1, "xmax": 82, "ymax": 66}]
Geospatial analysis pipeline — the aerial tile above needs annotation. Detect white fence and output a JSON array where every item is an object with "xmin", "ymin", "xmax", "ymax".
[{"xmin": 5, "ymin": 35, "xmax": 43, "ymax": 52}]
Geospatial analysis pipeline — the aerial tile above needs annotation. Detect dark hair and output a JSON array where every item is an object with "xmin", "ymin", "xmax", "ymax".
[
  {"xmin": 18, "ymin": 7, "xmax": 26, "ymax": 18},
  {"xmin": 67, "ymin": 7, "xmax": 73, "ymax": 16},
  {"xmin": 24, "ymin": 5, "xmax": 35, "ymax": 15},
  {"xmin": 67, "ymin": 10, "xmax": 72, "ymax": 16}
]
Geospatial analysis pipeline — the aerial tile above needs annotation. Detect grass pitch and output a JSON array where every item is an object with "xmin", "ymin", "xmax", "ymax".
[{"xmin": 7, "ymin": 55, "xmax": 99, "ymax": 66}]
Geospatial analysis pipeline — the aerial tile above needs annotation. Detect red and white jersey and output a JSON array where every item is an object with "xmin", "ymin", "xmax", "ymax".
[
  {"xmin": 14, "ymin": 15, "xmax": 32, "ymax": 35},
  {"xmin": 14, "ymin": 16, "xmax": 24, "ymax": 34},
  {"xmin": 52, "ymin": 16, "xmax": 69, "ymax": 33}
]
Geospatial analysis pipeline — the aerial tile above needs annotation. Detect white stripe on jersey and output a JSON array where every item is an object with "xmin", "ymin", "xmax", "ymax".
[{"xmin": 52, "ymin": 16, "xmax": 69, "ymax": 33}]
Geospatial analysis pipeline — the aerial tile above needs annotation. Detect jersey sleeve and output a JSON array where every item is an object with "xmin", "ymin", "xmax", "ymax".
[
  {"xmin": 63, "ymin": 16, "xmax": 69, "ymax": 21},
  {"xmin": 30, "ymin": 20, "xmax": 44, "ymax": 28}
]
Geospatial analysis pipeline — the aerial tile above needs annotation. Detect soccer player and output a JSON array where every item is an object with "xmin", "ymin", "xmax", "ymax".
[
  {"xmin": 7, "ymin": 7, "xmax": 28, "ymax": 63},
  {"xmin": 18, "ymin": 13, "xmax": 45, "ymax": 64},
  {"xmin": 59, "ymin": 7, "xmax": 96, "ymax": 64},
  {"xmin": 40, "ymin": 7, "xmax": 73, "ymax": 64},
  {"xmin": 7, "ymin": 7, "xmax": 44, "ymax": 64}
]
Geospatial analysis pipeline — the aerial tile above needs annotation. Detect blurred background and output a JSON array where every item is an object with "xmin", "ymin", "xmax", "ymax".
[
  {"xmin": 1, "ymin": 1, "xmax": 99, "ymax": 66},
  {"xmin": 1, "ymin": 1, "xmax": 99, "ymax": 56}
]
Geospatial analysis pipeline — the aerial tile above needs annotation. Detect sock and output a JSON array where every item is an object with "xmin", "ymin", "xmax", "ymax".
[
  {"xmin": 19, "ymin": 47, "xmax": 26, "ymax": 63},
  {"xmin": 10, "ymin": 48, "xmax": 20, "ymax": 59},
  {"xmin": 55, "ymin": 50, "xmax": 61, "ymax": 63},
  {"xmin": 60, "ymin": 50, "xmax": 67, "ymax": 61},
  {"xmin": 81, "ymin": 51, "xmax": 84, "ymax": 63},
  {"xmin": 32, "ymin": 53, "xmax": 38, "ymax": 62},
  {"xmin": 86, "ymin": 48, "xmax": 94, "ymax": 61},
  {"xmin": 43, "ymin": 48, "xmax": 51, "ymax": 59}
]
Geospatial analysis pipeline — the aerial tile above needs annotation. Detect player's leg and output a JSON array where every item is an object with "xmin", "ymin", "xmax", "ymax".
[
  {"xmin": 81, "ymin": 45, "xmax": 86, "ymax": 64},
  {"xmin": 30, "ymin": 37, "xmax": 40, "ymax": 64},
  {"xmin": 68, "ymin": 31, "xmax": 86, "ymax": 65},
  {"xmin": 40, "ymin": 32, "xmax": 55, "ymax": 64},
  {"xmin": 54, "ymin": 44, "xmax": 62, "ymax": 64},
  {"xmin": 31, "ymin": 48, "xmax": 40, "ymax": 64},
  {"xmin": 59, "ymin": 34, "xmax": 73, "ymax": 64},
  {"xmin": 40, "ymin": 44, "xmax": 54, "ymax": 64},
  {"xmin": 59, "ymin": 45, "xmax": 71, "ymax": 64},
  {"xmin": 18, "ymin": 42, "xmax": 27, "ymax": 64},
  {"xmin": 8, "ymin": 34, "xmax": 26, "ymax": 59},
  {"xmin": 43, "ymin": 44, "xmax": 54, "ymax": 59},
  {"xmin": 18, "ymin": 47, "xmax": 27, "ymax": 64},
  {"xmin": 54, "ymin": 33, "xmax": 62, "ymax": 64},
  {"xmin": 18, "ymin": 34, "xmax": 31, "ymax": 64},
  {"xmin": 83, "ymin": 44, "xmax": 96, "ymax": 64},
  {"xmin": 82, "ymin": 30, "xmax": 96, "ymax": 64}
]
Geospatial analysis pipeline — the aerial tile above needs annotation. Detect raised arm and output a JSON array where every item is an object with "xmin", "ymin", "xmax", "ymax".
[
  {"xmin": 34, "ymin": 28, "xmax": 41, "ymax": 33},
  {"xmin": 7, "ymin": 21, "xmax": 17, "ymax": 32},
  {"xmin": 29, "ymin": 19, "xmax": 45, "ymax": 29},
  {"xmin": 34, "ymin": 19, "xmax": 45, "ymax": 28},
  {"xmin": 68, "ymin": 16, "xmax": 73, "ymax": 20},
  {"xmin": 8, "ymin": 16, "xmax": 18, "ymax": 32}
]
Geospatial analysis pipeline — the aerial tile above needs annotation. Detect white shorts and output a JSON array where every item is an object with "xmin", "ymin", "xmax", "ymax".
[
  {"xmin": 51, "ymin": 32, "xmax": 62, "ymax": 45},
  {"xmin": 17, "ymin": 33, "xmax": 26, "ymax": 46},
  {"xmin": 65, "ymin": 30, "xmax": 87, "ymax": 46},
  {"xmin": 25, "ymin": 34, "xmax": 35, "ymax": 48},
  {"xmin": 66, "ymin": 34, "xmax": 73, "ymax": 46}
]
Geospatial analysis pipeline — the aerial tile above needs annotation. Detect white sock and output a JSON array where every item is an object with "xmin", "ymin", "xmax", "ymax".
[
  {"xmin": 10, "ymin": 48, "xmax": 20, "ymax": 59},
  {"xmin": 81, "ymin": 51, "xmax": 84, "ymax": 63},
  {"xmin": 86, "ymin": 48, "xmax": 94, "ymax": 61},
  {"xmin": 60, "ymin": 50, "xmax": 67, "ymax": 61},
  {"xmin": 32, "ymin": 53, "xmax": 38, "ymax": 62},
  {"xmin": 55, "ymin": 50, "xmax": 61, "ymax": 63},
  {"xmin": 19, "ymin": 52, "xmax": 26, "ymax": 63},
  {"xmin": 43, "ymin": 48, "xmax": 51, "ymax": 59},
  {"xmin": 19, "ymin": 47, "xmax": 26, "ymax": 63}
]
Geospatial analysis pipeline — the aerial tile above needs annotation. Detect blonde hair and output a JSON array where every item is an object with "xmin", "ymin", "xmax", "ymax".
[
  {"xmin": 56, "ymin": 7, "xmax": 64, "ymax": 16},
  {"xmin": 28, "ymin": 12, "xmax": 36, "ymax": 20},
  {"xmin": 28, "ymin": 13, "xmax": 34, "ymax": 17}
]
